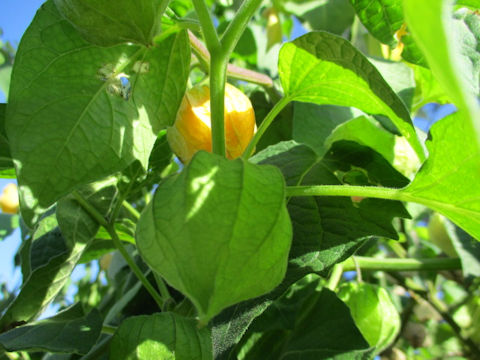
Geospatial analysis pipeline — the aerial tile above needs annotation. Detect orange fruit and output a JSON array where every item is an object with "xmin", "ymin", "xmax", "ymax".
[
  {"xmin": 167, "ymin": 83, "xmax": 256, "ymax": 163},
  {"xmin": 0, "ymin": 183, "xmax": 19, "ymax": 214}
]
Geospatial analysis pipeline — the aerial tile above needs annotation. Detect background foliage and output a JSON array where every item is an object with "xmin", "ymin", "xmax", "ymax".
[{"xmin": 1, "ymin": 0, "xmax": 480, "ymax": 359}]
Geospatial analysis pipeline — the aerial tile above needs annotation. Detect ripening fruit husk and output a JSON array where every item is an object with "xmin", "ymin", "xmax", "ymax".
[
  {"xmin": 167, "ymin": 83, "xmax": 256, "ymax": 163},
  {"xmin": 338, "ymin": 282, "xmax": 401, "ymax": 354},
  {"xmin": 0, "ymin": 183, "xmax": 19, "ymax": 214}
]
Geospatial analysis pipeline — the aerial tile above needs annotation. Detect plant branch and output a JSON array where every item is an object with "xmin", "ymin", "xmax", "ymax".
[
  {"xmin": 191, "ymin": 0, "xmax": 220, "ymax": 52},
  {"xmin": 72, "ymin": 191, "xmax": 109, "ymax": 228},
  {"xmin": 210, "ymin": 55, "xmax": 228, "ymax": 156},
  {"xmin": 221, "ymin": 0, "xmax": 264, "ymax": 56},
  {"xmin": 390, "ymin": 272, "xmax": 480, "ymax": 358},
  {"xmin": 243, "ymin": 96, "xmax": 291, "ymax": 159},
  {"xmin": 326, "ymin": 263, "xmax": 343, "ymax": 291},
  {"xmin": 188, "ymin": 30, "xmax": 273, "ymax": 87},
  {"xmin": 341, "ymin": 256, "xmax": 461, "ymax": 272},
  {"xmin": 106, "ymin": 224, "xmax": 164, "ymax": 309},
  {"xmin": 285, "ymin": 184, "xmax": 404, "ymax": 200},
  {"xmin": 122, "ymin": 200, "xmax": 140, "ymax": 220},
  {"xmin": 101, "ymin": 324, "xmax": 117, "ymax": 335}
]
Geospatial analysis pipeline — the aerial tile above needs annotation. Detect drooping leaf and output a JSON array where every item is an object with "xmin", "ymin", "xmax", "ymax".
[
  {"xmin": 54, "ymin": 0, "xmax": 170, "ymax": 46},
  {"xmin": 0, "ymin": 180, "xmax": 115, "ymax": 331},
  {"xmin": 0, "ymin": 304, "xmax": 102, "ymax": 355},
  {"xmin": 136, "ymin": 151, "xmax": 292, "ymax": 324},
  {"xmin": 399, "ymin": 112, "xmax": 480, "ymax": 241},
  {"xmin": 6, "ymin": 1, "xmax": 190, "ymax": 226},
  {"xmin": 349, "ymin": 0, "xmax": 426, "ymax": 66},
  {"xmin": 404, "ymin": 0, "xmax": 480, "ymax": 151},
  {"xmin": 110, "ymin": 313, "xmax": 212, "ymax": 360},
  {"xmin": 0, "ymin": 66, "xmax": 12, "ymax": 99},
  {"xmin": 239, "ymin": 285, "xmax": 372, "ymax": 360},
  {"xmin": 254, "ymin": 141, "xmax": 410, "ymax": 270},
  {"xmin": 278, "ymin": 31, "xmax": 425, "ymax": 162},
  {"xmin": 350, "ymin": 0, "xmax": 403, "ymax": 46}
]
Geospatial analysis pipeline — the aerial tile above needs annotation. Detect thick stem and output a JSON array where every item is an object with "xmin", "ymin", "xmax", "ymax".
[
  {"xmin": 210, "ymin": 54, "xmax": 228, "ymax": 156},
  {"xmin": 243, "ymin": 96, "xmax": 291, "ymax": 159},
  {"xmin": 341, "ymin": 256, "xmax": 461, "ymax": 272}
]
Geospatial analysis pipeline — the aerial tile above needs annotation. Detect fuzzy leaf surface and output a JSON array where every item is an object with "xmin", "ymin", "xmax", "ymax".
[
  {"xmin": 110, "ymin": 313, "xmax": 212, "ymax": 360},
  {"xmin": 0, "ymin": 304, "xmax": 101, "ymax": 355},
  {"xmin": 136, "ymin": 151, "xmax": 292, "ymax": 324},
  {"xmin": 6, "ymin": 1, "xmax": 189, "ymax": 226}
]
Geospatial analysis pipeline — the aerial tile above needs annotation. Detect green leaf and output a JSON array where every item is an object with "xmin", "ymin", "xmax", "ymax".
[
  {"xmin": 136, "ymin": 151, "xmax": 292, "ymax": 324},
  {"xmin": 278, "ymin": 31, "xmax": 425, "ymax": 162},
  {"xmin": 292, "ymin": 102, "xmax": 362, "ymax": 157},
  {"xmin": 240, "ymin": 285, "xmax": 372, "ymax": 360},
  {"xmin": 282, "ymin": 0, "xmax": 355, "ymax": 35},
  {"xmin": 457, "ymin": 0, "xmax": 480, "ymax": 9},
  {"xmin": 400, "ymin": 112, "xmax": 480, "ymax": 241},
  {"xmin": 110, "ymin": 312, "xmax": 212, "ymax": 360},
  {"xmin": 0, "ymin": 180, "xmax": 115, "ymax": 331},
  {"xmin": 253, "ymin": 141, "xmax": 409, "ymax": 271},
  {"xmin": 6, "ymin": 1, "xmax": 190, "ymax": 226},
  {"xmin": 404, "ymin": 0, "xmax": 480, "ymax": 151},
  {"xmin": 0, "ymin": 214, "xmax": 18, "ymax": 242},
  {"xmin": 0, "ymin": 304, "xmax": 102, "ymax": 355},
  {"xmin": 0, "ymin": 104, "xmax": 12, "ymax": 171},
  {"xmin": 338, "ymin": 282, "xmax": 401, "ymax": 354},
  {"xmin": 54, "ymin": 0, "xmax": 169, "ymax": 46},
  {"xmin": 350, "ymin": 0, "xmax": 404, "ymax": 46},
  {"xmin": 349, "ymin": 0, "xmax": 426, "ymax": 66}
]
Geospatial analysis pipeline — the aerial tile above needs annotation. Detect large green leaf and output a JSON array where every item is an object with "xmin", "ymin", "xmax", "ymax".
[
  {"xmin": 254, "ymin": 141, "xmax": 409, "ymax": 271},
  {"xmin": 400, "ymin": 112, "xmax": 480, "ymax": 241},
  {"xmin": 239, "ymin": 285, "xmax": 372, "ymax": 360},
  {"xmin": 54, "ymin": 0, "xmax": 169, "ymax": 46},
  {"xmin": 404, "ymin": 0, "xmax": 480, "ymax": 150},
  {"xmin": 110, "ymin": 313, "xmax": 212, "ymax": 360},
  {"xmin": 0, "ymin": 180, "xmax": 115, "ymax": 331},
  {"xmin": 278, "ymin": 31, "xmax": 425, "ymax": 162},
  {"xmin": 136, "ymin": 151, "xmax": 292, "ymax": 324},
  {"xmin": 6, "ymin": 1, "xmax": 190, "ymax": 226},
  {"xmin": 0, "ymin": 304, "xmax": 101, "ymax": 355}
]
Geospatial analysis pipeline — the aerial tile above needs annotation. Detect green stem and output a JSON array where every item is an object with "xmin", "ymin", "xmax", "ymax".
[
  {"xmin": 286, "ymin": 184, "xmax": 403, "ymax": 200},
  {"xmin": 210, "ymin": 54, "xmax": 228, "ymax": 156},
  {"xmin": 101, "ymin": 325, "xmax": 117, "ymax": 335},
  {"xmin": 106, "ymin": 225, "xmax": 164, "ymax": 309},
  {"xmin": 191, "ymin": 0, "xmax": 220, "ymax": 52},
  {"xmin": 242, "ymin": 96, "xmax": 291, "ymax": 159},
  {"xmin": 122, "ymin": 200, "xmax": 140, "ymax": 220},
  {"xmin": 221, "ymin": 0, "xmax": 264, "ymax": 56},
  {"xmin": 153, "ymin": 271, "xmax": 175, "ymax": 311},
  {"xmin": 341, "ymin": 256, "xmax": 461, "ymax": 272},
  {"xmin": 72, "ymin": 191, "xmax": 108, "ymax": 228},
  {"xmin": 326, "ymin": 263, "xmax": 343, "ymax": 291}
]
